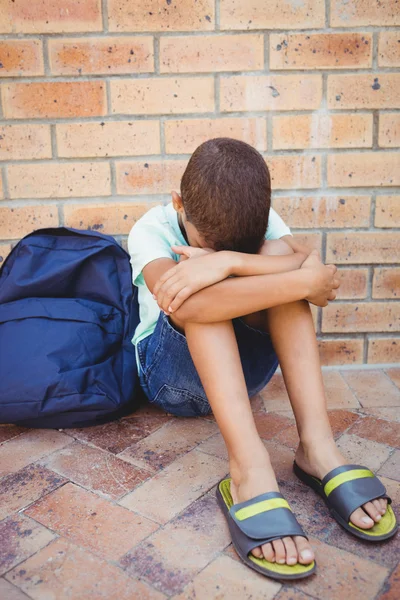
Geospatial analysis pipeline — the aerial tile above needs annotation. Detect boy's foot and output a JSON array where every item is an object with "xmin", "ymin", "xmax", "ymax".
[
  {"xmin": 294, "ymin": 440, "xmax": 388, "ymax": 529},
  {"xmin": 229, "ymin": 464, "xmax": 315, "ymax": 566}
]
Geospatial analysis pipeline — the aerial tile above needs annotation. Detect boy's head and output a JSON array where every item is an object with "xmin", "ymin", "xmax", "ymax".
[{"xmin": 172, "ymin": 137, "xmax": 271, "ymax": 253}]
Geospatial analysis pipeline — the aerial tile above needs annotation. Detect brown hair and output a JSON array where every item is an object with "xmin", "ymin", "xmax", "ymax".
[{"xmin": 180, "ymin": 137, "xmax": 271, "ymax": 253}]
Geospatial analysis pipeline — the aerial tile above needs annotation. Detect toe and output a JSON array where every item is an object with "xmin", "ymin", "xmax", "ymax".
[
  {"xmin": 350, "ymin": 506, "xmax": 375, "ymax": 529},
  {"xmin": 261, "ymin": 542, "xmax": 275, "ymax": 563},
  {"xmin": 250, "ymin": 546, "xmax": 263, "ymax": 559},
  {"xmin": 294, "ymin": 536, "xmax": 314, "ymax": 565},
  {"xmin": 363, "ymin": 501, "xmax": 382, "ymax": 523},
  {"xmin": 379, "ymin": 498, "xmax": 388, "ymax": 514},
  {"xmin": 282, "ymin": 537, "xmax": 298, "ymax": 565},
  {"xmin": 272, "ymin": 539, "xmax": 286, "ymax": 565},
  {"xmin": 373, "ymin": 499, "xmax": 384, "ymax": 516}
]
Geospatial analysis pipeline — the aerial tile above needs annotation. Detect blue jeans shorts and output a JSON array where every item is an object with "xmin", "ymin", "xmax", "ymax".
[{"xmin": 136, "ymin": 312, "xmax": 279, "ymax": 417}]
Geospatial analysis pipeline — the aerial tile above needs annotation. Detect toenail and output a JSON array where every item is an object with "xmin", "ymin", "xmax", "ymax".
[
  {"xmin": 301, "ymin": 550, "xmax": 313, "ymax": 560},
  {"xmin": 376, "ymin": 514, "xmax": 381, "ymax": 521},
  {"xmin": 362, "ymin": 516, "xmax": 373, "ymax": 524},
  {"xmin": 278, "ymin": 559, "xmax": 285, "ymax": 564},
  {"xmin": 287, "ymin": 558, "xmax": 297, "ymax": 565}
]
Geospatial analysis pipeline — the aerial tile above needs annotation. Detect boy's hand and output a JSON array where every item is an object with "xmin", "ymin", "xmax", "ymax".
[
  {"xmin": 171, "ymin": 245, "xmax": 215, "ymax": 263},
  {"xmin": 301, "ymin": 250, "xmax": 340, "ymax": 307},
  {"xmin": 153, "ymin": 250, "xmax": 232, "ymax": 313}
]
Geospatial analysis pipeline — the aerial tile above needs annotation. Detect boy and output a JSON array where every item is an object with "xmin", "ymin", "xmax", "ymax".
[{"xmin": 128, "ymin": 138, "xmax": 396, "ymax": 580}]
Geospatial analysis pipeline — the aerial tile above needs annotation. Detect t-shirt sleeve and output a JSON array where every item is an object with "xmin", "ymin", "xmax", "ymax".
[
  {"xmin": 127, "ymin": 219, "xmax": 175, "ymax": 287},
  {"xmin": 265, "ymin": 207, "xmax": 292, "ymax": 240}
]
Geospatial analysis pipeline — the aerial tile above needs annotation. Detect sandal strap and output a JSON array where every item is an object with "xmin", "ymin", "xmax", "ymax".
[
  {"xmin": 321, "ymin": 464, "xmax": 390, "ymax": 522},
  {"xmin": 228, "ymin": 491, "xmax": 306, "ymax": 543}
]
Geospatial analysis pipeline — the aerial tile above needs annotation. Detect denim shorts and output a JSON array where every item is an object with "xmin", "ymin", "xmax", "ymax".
[{"xmin": 136, "ymin": 312, "xmax": 279, "ymax": 417}]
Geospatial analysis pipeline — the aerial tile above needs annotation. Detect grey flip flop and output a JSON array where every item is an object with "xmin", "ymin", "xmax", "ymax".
[
  {"xmin": 293, "ymin": 462, "xmax": 398, "ymax": 542},
  {"xmin": 216, "ymin": 477, "xmax": 316, "ymax": 580}
]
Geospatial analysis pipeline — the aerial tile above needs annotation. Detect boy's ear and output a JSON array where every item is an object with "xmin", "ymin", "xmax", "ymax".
[{"xmin": 171, "ymin": 190, "xmax": 183, "ymax": 211}]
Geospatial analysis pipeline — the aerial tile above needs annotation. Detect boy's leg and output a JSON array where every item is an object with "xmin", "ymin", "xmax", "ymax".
[
  {"xmin": 170, "ymin": 313, "xmax": 314, "ymax": 565},
  {"xmin": 264, "ymin": 298, "xmax": 387, "ymax": 536}
]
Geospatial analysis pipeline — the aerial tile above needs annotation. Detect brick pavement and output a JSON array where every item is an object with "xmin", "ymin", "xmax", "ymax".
[{"xmin": 0, "ymin": 367, "xmax": 399, "ymax": 599}]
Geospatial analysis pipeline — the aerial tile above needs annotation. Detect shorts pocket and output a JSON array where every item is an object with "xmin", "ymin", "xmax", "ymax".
[{"xmin": 152, "ymin": 384, "xmax": 211, "ymax": 417}]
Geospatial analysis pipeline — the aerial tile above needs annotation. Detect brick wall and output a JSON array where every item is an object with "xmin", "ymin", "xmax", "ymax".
[{"xmin": 0, "ymin": 0, "xmax": 399, "ymax": 365}]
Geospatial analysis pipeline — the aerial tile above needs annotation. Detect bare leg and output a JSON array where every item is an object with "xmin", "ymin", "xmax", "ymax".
[
  {"xmin": 170, "ymin": 313, "xmax": 314, "ymax": 566},
  {"xmin": 265, "ymin": 299, "xmax": 387, "ymax": 539}
]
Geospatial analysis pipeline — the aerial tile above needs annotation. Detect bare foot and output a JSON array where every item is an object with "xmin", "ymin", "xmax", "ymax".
[
  {"xmin": 229, "ymin": 463, "xmax": 314, "ymax": 566},
  {"xmin": 295, "ymin": 440, "xmax": 387, "ymax": 529}
]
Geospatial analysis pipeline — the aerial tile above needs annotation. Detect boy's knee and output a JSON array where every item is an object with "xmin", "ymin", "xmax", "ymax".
[{"xmin": 259, "ymin": 239, "xmax": 294, "ymax": 256}]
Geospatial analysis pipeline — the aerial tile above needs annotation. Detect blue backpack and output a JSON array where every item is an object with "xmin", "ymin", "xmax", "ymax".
[{"xmin": 0, "ymin": 227, "xmax": 141, "ymax": 429}]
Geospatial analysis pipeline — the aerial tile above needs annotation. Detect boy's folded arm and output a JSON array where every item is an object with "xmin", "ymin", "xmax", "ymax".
[{"xmin": 230, "ymin": 250, "xmax": 307, "ymax": 277}]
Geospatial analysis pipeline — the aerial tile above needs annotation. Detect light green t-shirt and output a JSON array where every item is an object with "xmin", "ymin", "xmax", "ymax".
[{"xmin": 128, "ymin": 202, "xmax": 292, "ymax": 370}]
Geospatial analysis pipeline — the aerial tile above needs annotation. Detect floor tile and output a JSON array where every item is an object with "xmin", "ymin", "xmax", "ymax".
[
  {"xmin": 253, "ymin": 412, "xmax": 293, "ymax": 440},
  {"xmin": 24, "ymin": 482, "xmax": 158, "ymax": 561},
  {"xmin": 386, "ymin": 368, "xmax": 400, "ymax": 390},
  {"xmin": 279, "ymin": 481, "xmax": 334, "ymax": 539},
  {"xmin": 119, "ymin": 449, "xmax": 227, "ymax": 524},
  {"xmin": 260, "ymin": 373, "xmax": 290, "ymax": 411},
  {"xmin": 41, "ymin": 440, "xmax": 150, "ymax": 500},
  {"xmin": 121, "ymin": 493, "xmax": 231, "ymax": 596},
  {"xmin": 0, "ymin": 430, "xmax": 73, "ymax": 477},
  {"xmin": 118, "ymin": 418, "xmax": 218, "ymax": 472},
  {"xmin": 0, "ymin": 425, "xmax": 28, "ymax": 445},
  {"xmin": 274, "ymin": 589, "xmax": 315, "ymax": 600},
  {"xmin": 336, "ymin": 434, "xmax": 393, "ymax": 471},
  {"xmin": 295, "ymin": 537, "xmax": 389, "ymax": 599},
  {"xmin": 378, "ymin": 562, "xmax": 400, "ymax": 600},
  {"xmin": 341, "ymin": 370, "xmax": 400, "ymax": 407},
  {"xmin": 171, "ymin": 554, "xmax": 281, "ymax": 599},
  {"xmin": 363, "ymin": 407, "xmax": 400, "ymax": 423},
  {"xmin": 68, "ymin": 414, "xmax": 170, "ymax": 454},
  {"xmin": 322, "ymin": 371, "xmax": 360, "ymax": 409},
  {"xmin": 196, "ymin": 433, "xmax": 228, "ymax": 461},
  {"xmin": 348, "ymin": 416, "xmax": 400, "ymax": 448},
  {"xmin": 0, "ymin": 579, "xmax": 31, "ymax": 600},
  {"xmin": 379, "ymin": 450, "xmax": 400, "ymax": 481},
  {"xmin": 0, "ymin": 514, "xmax": 55, "ymax": 576},
  {"xmin": 0, "ymin": 464, "xmax": 67, "ymax": 520},
  {"xmin": 264, "ymin": 440, "xmax": 299, "ymax": 486},
  {"xmin": 5, "ymin": 537, "xmax": 166, "ymax": 600}
]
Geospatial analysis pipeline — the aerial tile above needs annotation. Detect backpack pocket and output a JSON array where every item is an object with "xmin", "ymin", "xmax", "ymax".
[{"xmin": 0, "ymin": 297, "xmax": 124, "ymax": 424}]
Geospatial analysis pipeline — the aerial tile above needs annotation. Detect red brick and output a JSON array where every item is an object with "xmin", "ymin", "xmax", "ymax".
[
  {"xmin": 164, "ymin": 117, "xmax": 267, "ymax": 154},
  {"xmin": 0, "ymin": 172, "xmax": 3, "ymax": 199},
  {"xmin": 326, "ymin": 232, "xmax": 399, "ymax": 264},
  {"xmin": 272, "ymin": 195, "xmax": 370, "ymax": 227},
  {"xmin": 341, "ymin": 369, "xmax": 400, "ymax": 407},
  {"xmin": 220, "ymin": 74, "xmax": 322, "ymax": 112},
  {"xmin": 273, "ymin": 113, "xmax": 372, "ymax": 150},
  {"xmin": 0, "ymin": 0, "xmax": 102, "ymax": 34},
  {"xmin": 116, "ymin": 160, "xmax": 185, "ymax": 195},
  {"xmin": 373, "ymin": 268, "xmax": 400, "ymax": 299},
  {"xmin": 42, "ymin": 441, "xmax": 150, "ymax": 500},
  {"xmin": 0, "ymin": 514, "xmax": 56, "ymax": 577},
  {"xmin": 25, "ymin": 482, "xmax": 158, "ymax": 560},
  {"xmin": 63, "ymin": 203, "xmax": 156, "ymax": 235},
  {"xmin": 0, "ymin": 463, "xmax": 66, "ymax": 520},
  {"xmin": 0, "ymin": 125, "xmax": 51, "ymax": 160},
  {"xmin": 375, "ymin": 195, "xmax": 400, "ymax": 227},
  {"xmin": 268, "ymin": 155, "xmax": 321, "ymax": 190},
  {"xmin": 5, "ymin": 538, "xmax": 164, "ymax": 600},
  {"xmin": 49, "ymin": 36, "xmax": 154, "ymax": 75},
  {"xmin": 331, "ymin": 0, "xmax": 400, "ymax": 27},
  {"xmin": 111, "ymin": 77, "xmax": 214, "ymax": 115},
  {"xmin": 119, "ymin": 449, "xmax": 227, "ymax": 524},
  {"xmin": 0, "ymin": 40, "xmax": 44, "ymax": 76},
  {"xmin": 56, "ymin": 121, "xmax": 160, "ymax": 158},
  {"xmin": 270, "ymin": 33, "xmax": 372, "ymax": 70},
  {"xmin": 0, "ymin": 424, "xmax": 26, "ymax": 445},
  {"xmin": 318, "ymin": 338, "xmax": 364, "ymax": 365},
  {"xmin": 336, "ymin": 268, "xmax": 368, "ymax": 299},
  {"xmin": 368, "ymin": 338, "xmax": 400, "ymax": 364},
  {"xmin": 0, "ymin": 205, "xmax": 59, "ymax": 240},
  {"xmin": 379, "ymin": 31, "xmax": 400, "ymax": 67},
  {"xmin": 328, "ymin": 74, "xmax": 400, "ymax": 109},
  {"xmin": 293, "ymin": 232, "xmax": 323, "ymax": 254},
  {"xmin": 8, "ymin": 162, "xmax": 110, "ymax": 199},
  {"xmin": 323, "ymin": 302, "xmax": 400, "ymax": 333},
  {"xmin": 2, "ymin": 81, "xmax": 106, "ymax": 119},
  {"xmin": 0, "ymin": 429, "xmax": 72, "ymax": 477},
  {"xmin": 348, "ymin": 416, "xmax": 400, "ymax": 448},
  {"xmin": 220, "ymin": 0, "xmax": 325, "ymax": 29},
  {"xmin": 328, "ymin": 152, "xmax": 400, "ymax": 187},
  {"xmin": 108, "ymin": 0, "xmax": 215, "ymax": 32},
  {"xmin": 160, "ymin": 34, "xmax": 263, "ymax": 73},
  {"xmin": 379, "ymin": 114, "xmax": 400, "ymax": 147}
]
